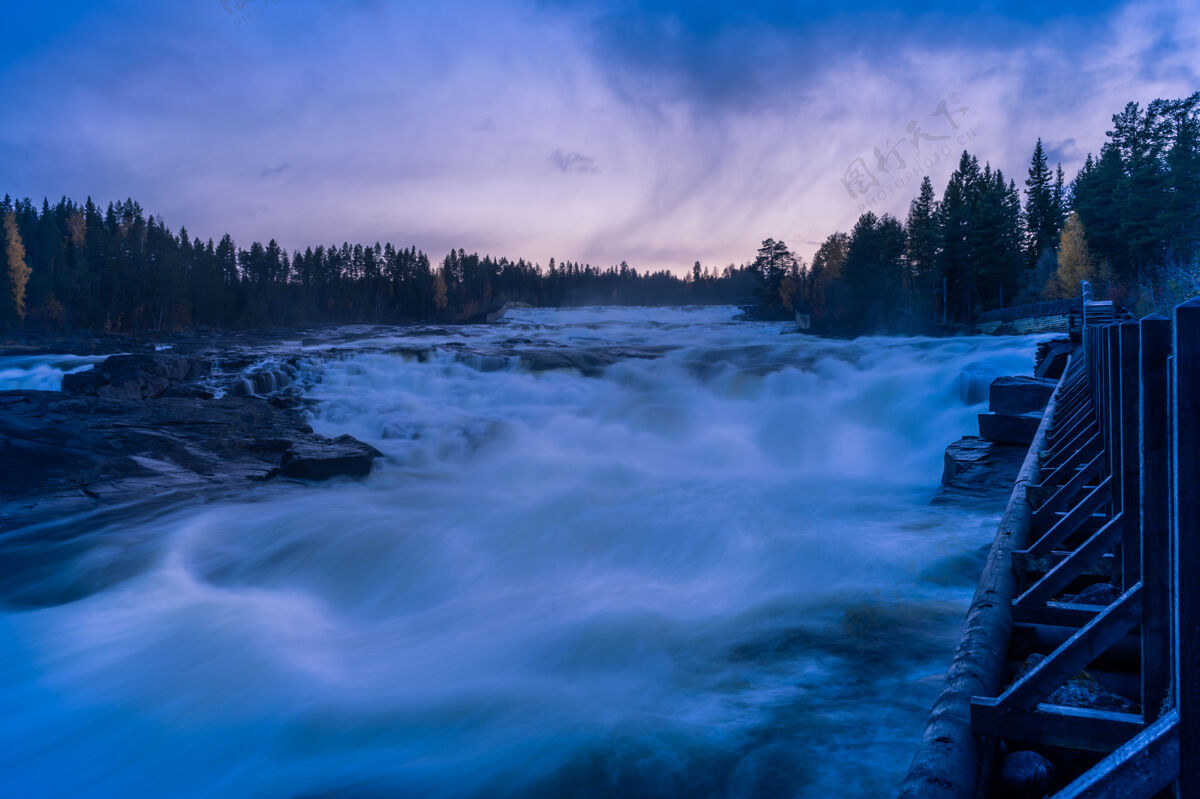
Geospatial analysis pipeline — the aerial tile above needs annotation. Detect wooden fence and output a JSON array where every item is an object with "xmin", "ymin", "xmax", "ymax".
[{"xmin": 899, "ymin": 282, "xmax": 1198, "ymax": 796}]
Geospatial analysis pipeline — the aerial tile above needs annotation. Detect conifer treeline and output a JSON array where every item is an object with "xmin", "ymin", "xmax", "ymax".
[
  {"xmin": 3, "ymin": 94, "xmax": 1196, "ymax": 335},
  {"xmin": 753, "ymin": 93, "xmax": 1200, "ymax": 331},
  {"xmin": 0, "ymin": 198, "xmax": 761, "ymax": 332}
]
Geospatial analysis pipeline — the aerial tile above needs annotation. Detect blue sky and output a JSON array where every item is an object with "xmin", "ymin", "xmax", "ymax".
[{"xmin": 1, "ymin": 0, "xmax": 1197, "ymax": 271}]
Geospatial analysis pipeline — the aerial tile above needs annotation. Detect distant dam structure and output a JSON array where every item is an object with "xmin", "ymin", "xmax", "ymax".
[
  {"xmin": 973, "ymin": 298, "xmax": 1083, "ymax": 337},
  {"xmin": 972, "ymin": 283, "xmax": 1118, "ymax": 340}
]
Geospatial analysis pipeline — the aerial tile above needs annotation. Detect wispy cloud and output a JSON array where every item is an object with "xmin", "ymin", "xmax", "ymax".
[
  {"xmin": 0, "ymin": 0, "xmax": 1196, "ymax": 271},
  {"xmin": 548, "ymin": 149, "xmax": 598, "ymax": 173},
  {"xmin": 259, "ymin": 162, "xmax": 290, "ymax": 179}
]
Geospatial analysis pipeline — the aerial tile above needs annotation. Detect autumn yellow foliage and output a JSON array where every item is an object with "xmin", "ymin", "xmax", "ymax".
[
  {"xmin": 3, "ymin": 211, "xmax": 30, "ymax": 322},
  {"xmin": 1050, "ymin": 212, "xmax": 1103, "ymax": 299},
  {"xmin": 432, "ymin": 272, "xmax": 448, "ymax": 310},
  {"xmin": 778, "ymin": 275, "xmax": 799, "ymax": 310}
]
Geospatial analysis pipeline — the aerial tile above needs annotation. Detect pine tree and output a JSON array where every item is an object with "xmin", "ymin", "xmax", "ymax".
[
  {"xmin": 938, "ymin": 151, "xmax": 981, "ymax": 322},
  {"xmin": 1166, "ymin": 95, "xmax": 1200, "ymax": 262},
  {"xmin": 751, "ymin": 238, "xmax": 798, "ymax": 310},
  {"xmin": 840, "ymin": 212, "xmax": 907, "ymax": 331},
  {"xmin": 807, "ymin": 232, "xmax": 849, "ymax": 323},
  {"xmin": 1052, "ymin": 164, "xmax": 1066, "ymax": 230},
  {"xmin": 1024, "ymin": 138, "xmax": 1057, "ymax": 269},
  {"xmin": 905, "ymin": 176, "xmax": 940, "ymax": 321}
]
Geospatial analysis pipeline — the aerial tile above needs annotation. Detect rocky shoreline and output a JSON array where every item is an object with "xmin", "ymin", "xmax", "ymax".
[{"xmin": 0, "ymin": 349, "xmax": 381, "ymax": 533}]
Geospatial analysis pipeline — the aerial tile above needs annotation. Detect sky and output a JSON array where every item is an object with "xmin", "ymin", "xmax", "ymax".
[{"xmin": 1, "ymin": 0, "xmax": 1198, "ymax": 273}]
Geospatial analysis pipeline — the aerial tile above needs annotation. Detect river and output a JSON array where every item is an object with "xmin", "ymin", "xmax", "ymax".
[{"xmin": 0, "ymin": 306, "xmax": 1039, "ymax": 798}]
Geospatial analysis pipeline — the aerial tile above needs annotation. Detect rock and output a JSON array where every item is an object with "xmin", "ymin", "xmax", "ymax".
[
  {"xmin": 935, "ymin": 436, "xmax": 1026, "ymax": 504},
  {"xmin": 515, "ymin": 346, "xmax": 672, "ymax": 376},
  {"xmin": 160, "ymin": 385, "xmax": 215, "ymax": 399},
  {"xmin": 1069, "ymin": 582, "xmax": 1119, "ymax": 606},
  {"xmin": 1019, "ymin": 653, "xmax": 1140, "ymax": 714},
  {"xmin": 59, "ymin": 369, "xmax": 103, "ymax": 395},
  {"xmin": 1036, "ymin": 338, "xmax": 1075, "ymax": 380},
  {"xmin": 485, "ymin": 301, "xmax": 533, "ymax": 323},
  {"xmin": 989, "ymin": 375, "xmax": 1057, "ymax": 415},
  {"xmin": 0, "ymin": 390, "xmax": 381, "ymax": 538},
  {"xmin": 999, "ymin": 750, "xmax": 1055, "ymax": 799},
  {"xmin": 61, "ymin": 352, "xmax": 208, "ymax": 400},
  {"xmin": 279, "ymin": 435, "xmax": 382, "ymax": 480},
  {"xmin": 978, "ymin": 411, "xmax": 1042, "ymax": 445},
  {"xmin": 268, "ymin": 394, "xmax": 305, "ymax": 410}
]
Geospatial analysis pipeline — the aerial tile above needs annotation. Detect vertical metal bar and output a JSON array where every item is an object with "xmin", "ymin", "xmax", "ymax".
[
  {"xmin": 1140, "ymin": 315, "xmax": 1171, "ymax": 722},
  {"xmin": 1120, "ymin": 322, "xmax": 1141, "ymax": 590},
  {"xmin": 1172, "ymin": 299, "xmax": 1200, "ymax": 797}
]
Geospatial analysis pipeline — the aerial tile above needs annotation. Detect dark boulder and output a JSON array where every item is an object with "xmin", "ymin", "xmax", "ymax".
[
  {"xmin": 999, "ymin": 750, "xmax": 1055, "ymax": 799},
  {"xmin": 280, "ymin": 435, "xmax": 382, "ymax": 480},
  {"xmin": 61, "ymin": 352, "xmax": 208, "ymax": 400},
  {"xmin": 978, "ymin": 411, "xmax": 1042, "ymax": 445},
  {"xmin": 989, "ymin": 375, "xmax": 1057, "ymax": 415},
  {"xmin": 1036, "ymin": 338, "xmax": 1075, "ymax": 380},
  {"xmin": 1069, "ymin": 582, "xmax": 1119, "ymax": 606},
  {"xmin": 1019, "ymin": 653, "xmax": 1140, "ymax": 714}
]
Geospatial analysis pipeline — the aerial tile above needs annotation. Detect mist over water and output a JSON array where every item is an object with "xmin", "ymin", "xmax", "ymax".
[{"xmin": 0, "ymin": 307, "xmax": 1039, "ymax": 798}]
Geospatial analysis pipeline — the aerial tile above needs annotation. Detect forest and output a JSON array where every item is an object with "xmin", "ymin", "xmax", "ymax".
[
  {"xmin": 0, "ymin": 197, "xmax": 761, "ymax": 332},
  {"xmin": 1, "ymin": 93, "xmax": 1197, "ymax": 335},
  {"xmin": 756, "ymin": 93, "xmax": 1200, "ymax": 332}
]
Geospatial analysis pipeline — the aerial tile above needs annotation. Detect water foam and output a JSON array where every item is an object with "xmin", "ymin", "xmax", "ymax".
[{"xmin": 0, "ymin": 307, "xmax": 1039, "ymax": 798}]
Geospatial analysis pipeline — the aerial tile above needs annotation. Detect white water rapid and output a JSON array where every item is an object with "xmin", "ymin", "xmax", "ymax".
[{"xmin": 0, "ymin": 306, "xmax": 1041, "ymax": 798}]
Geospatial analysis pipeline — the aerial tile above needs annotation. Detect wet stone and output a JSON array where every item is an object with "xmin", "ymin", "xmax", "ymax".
[{"xmin": 1000, "ymin": 750, "xmax": 1055, "ymax": 798}]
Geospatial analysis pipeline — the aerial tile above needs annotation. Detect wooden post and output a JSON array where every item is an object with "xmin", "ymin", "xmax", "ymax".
[
  {"xmin": 1087, "ymin": 329, "xmax": 1096, "ymax": 403},
  {"xmin": 1140, "ymin": 315, "xmax": 1171, "ymax": 722},
  {"xmin": 1099, "ymin": 328, "xmax": 1111, "ymax": 457},
  {"xmin": 1173, "ymin": 299, "xmax": 1200, "ymax": 797},
  {"xmin": 1108, "ymin": 325, "xmax": 1122, "ymax": 514},
  {"xmin": 1120, "ymin": 322, "xmax": 1141, "ymax": 590}
]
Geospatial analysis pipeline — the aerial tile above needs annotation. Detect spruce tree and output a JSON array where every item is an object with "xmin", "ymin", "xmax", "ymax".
[
  {"xmin": 938, "ymin": 151, "xmax": 981, "ymax": 322},
  {"xmin": 905, "ymin": 176, "xmax": 941, "ymax": 322},
  {"xmin": 1024, "ymin": 138, "xmax": 1057, "ymax": 269}
]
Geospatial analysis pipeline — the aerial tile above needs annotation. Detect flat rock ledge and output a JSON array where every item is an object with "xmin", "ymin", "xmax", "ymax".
[
  {"xmin": 0, "ymin": 389, "xmax": 382, "ymax": 530},
  {"xmin": 934, "ymin": 435, "xmax": 1027, "ymax": 505}
]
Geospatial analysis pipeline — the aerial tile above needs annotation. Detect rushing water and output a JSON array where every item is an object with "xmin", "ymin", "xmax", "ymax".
[
  {"xmin": 0, "ymin": 307, "xmax": 1040, "ymax": 798},
  {"xmin": 0, "ymin": 353, "xmax": 111, "ymax": 391}
]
